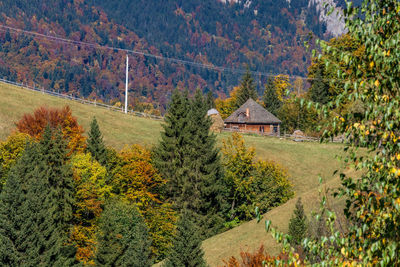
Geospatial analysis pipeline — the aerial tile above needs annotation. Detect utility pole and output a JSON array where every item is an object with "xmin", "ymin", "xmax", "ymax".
[{"xmin": 125, "ymin": 54, "xmax": 129, "ymax": 114}]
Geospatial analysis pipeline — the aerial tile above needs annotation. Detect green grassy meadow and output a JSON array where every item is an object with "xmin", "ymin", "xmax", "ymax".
[
  {"xmin": 0, "ymin": 83, "xmax": 162, "ymax": 148},
  {"xmin": 0, "ymin": 82, "xmax": 347, "ymax": 266}
]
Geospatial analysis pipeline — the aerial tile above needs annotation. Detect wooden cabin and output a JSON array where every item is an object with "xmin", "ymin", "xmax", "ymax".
[{"xmin": 224, "ymin": 98, "xmax": 281, "ymax": 136}]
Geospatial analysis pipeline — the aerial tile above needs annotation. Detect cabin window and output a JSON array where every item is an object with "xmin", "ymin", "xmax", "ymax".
[
  {"xmin": 273, "ymin": 125, "xmax": 278, "ymax": 134},
  {"xmin": 259, "ymin": 126, "xmax": 264, "ymax": 133}
]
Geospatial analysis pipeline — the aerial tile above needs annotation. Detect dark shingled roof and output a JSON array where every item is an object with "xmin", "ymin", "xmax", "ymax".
[{"xmin": 224, "ymin": 98, "xmax": 281, "ymax": 124}]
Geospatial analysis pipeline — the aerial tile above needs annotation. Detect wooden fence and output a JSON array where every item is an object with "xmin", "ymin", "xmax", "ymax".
[
  {"xmin": 222, "ymin": 128, "xmax": 344, "ymax": 143},
  {"xmin": 0, "ymin": 78, "xmax": 164, "ymax": 121},
  {"xmin": 0, "ymin": 78, "xmax": 346, "ymax": 143}
]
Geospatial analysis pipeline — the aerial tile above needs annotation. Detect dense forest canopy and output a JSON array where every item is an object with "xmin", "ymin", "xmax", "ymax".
[{"xmin": 0, "ymin": 0, "xmax": 336, "ymax": 111}]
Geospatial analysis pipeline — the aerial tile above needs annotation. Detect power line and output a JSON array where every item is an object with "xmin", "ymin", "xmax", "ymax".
[
  {"xmin": 0, "ymin": 24, "xmax": 325, "ymax": 82},
  {"xmin": 0, "ymin": 77, "xmax": 163, "ymax": 119}
]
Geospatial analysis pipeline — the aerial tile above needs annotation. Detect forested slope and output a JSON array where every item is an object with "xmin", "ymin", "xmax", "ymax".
[{"xmin": 0, "ymin": 0, "xmax": 329, "ymax": 112}]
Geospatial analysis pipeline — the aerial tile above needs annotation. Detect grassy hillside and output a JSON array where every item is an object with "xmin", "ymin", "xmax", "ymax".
[
  {"xmin": 204, "ymin": 134, "xmax": 347, "ymax": 266},
  {"xmin": 202, "ymin": 176, "xmax": 344, "ymax": 266},
  {"xmin": 0, "ymin": 82, "xmax": 345, "ymax": 266},
  {"xmin": 0, "ymin": 83, "xmax": 162, "ymax": 148}
]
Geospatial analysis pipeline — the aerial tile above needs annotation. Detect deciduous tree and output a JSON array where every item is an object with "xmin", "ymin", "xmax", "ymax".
[
  {"xmin": 222, "ymin": 133, "xmax": 293, "ymax": 221},
  {"xmin": 222, "ymin": 133, "xmax": 255, "ymax": 220},
  {"xmin": 272, "ymin": 74, "xmax": 291, "ymax": 101},
  {"xmin": 264, "ymin": 1, "xmax": 400, "ymax": 265},
  {"xmin": 16, "ymin": 106, "xmax": 86, "ymax": 154},
  {"xmin": 215, "ymin": 86, "xmax": 241, "ymax": 119},
  {"xmin": 70, "ymin": 153, "xmax": 111, "ymax": 265},
  {"xmin": 111, "ymin": 144, "xmax": 176, "ymax": 260},
  {"xmin": 0, "ymin": 132, "xmax": 31, "ymax": 192}
]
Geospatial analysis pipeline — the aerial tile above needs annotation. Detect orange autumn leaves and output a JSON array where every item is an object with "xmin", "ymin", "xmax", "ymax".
[
  {"xmin": 16, "ymin": 106, "xmax": 86, "ymax": 154},
  {"xmin": 115, "ymin": 145, "xmax": 166, "ymax": 206},
  {"xmin": 223, "ymin": 245, "xmax": 293, "ymax": 267},
  {"xmin": 113, "ymin": 145, "xmax": 176, "ymax": 260}
]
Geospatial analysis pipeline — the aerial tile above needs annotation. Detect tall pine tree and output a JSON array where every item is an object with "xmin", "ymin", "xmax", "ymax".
[
  {"xmin": 263, "ymin": 77, "xmax": 282, "ymax": 116},
  {"xmin": 308, "ymin": 65, "xmax": 330, "ymax": 104},
  {"xmin": 0, "ymin": 126, "xmax": 77, "ymax": 266},
  {"xmin": 153, "ymin": 88, "xmax": 190, "ymax": 200},
  {"xmin": 86, "ymin": 117, "xmax": 107, "ymax": 165},
  {"xmin": 235, "ymin": 68, "xmax": 258, "ymax": 108},
  {"xmin": 153, "ymin": 89, "xmax": 227, "ymax": 237},
  {"xmin": 163, "ymin": 210, "xmax": 207, "ymax": 267},
  {"xmin": 95, "ymin": 200, "xmax": 152, "ymax": 267},
  {"xmin": 185, "ymin": 89, "xmax": 227, "ymax": 236},
  {"xmin": 0, "ymin": 142, "xmax": 41, "ymax": 266},
  {"xmin": 288, "ymin": 198, "xmax": 308, "ymax": 246},
  {"xmin": 205, "ymin": 90, "xmax": 215, "ymax": 109},
  {"xmin": 39, "ymin": 127, "xmax": 77, "ymax": 265}
]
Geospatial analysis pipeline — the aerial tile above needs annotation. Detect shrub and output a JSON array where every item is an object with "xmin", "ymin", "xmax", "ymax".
[
  {"xmin": 222, "ymin": 245, "xmax": 294, "ymax": 267},
  {"xmin": 222, "ymin": 133, "xmax": 293, "ymax": 220}
]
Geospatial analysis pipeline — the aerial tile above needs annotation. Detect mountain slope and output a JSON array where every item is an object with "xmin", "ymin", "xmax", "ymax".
[
  {"xmin": 0, "ymin": 0, "xmax": 333, "ymax": 112},
  {"xmin": 203, "ymin": 176, "xmax": 343, "ymax": 266}
]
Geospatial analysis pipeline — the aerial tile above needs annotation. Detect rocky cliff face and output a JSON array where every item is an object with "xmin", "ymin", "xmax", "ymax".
[
  {"xmin": 308, "ymin": 0, "xmax": 345, "ymax": 36},
  {"xmin": 218, "ymin": 0, "xmax": 346, "ymax": 36}
]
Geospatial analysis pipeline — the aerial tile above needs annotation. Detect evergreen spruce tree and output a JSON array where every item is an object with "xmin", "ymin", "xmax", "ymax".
[
  {"xmin": 0, "ymin": 126, "xmax": 77, "ymax": 266},
  {"xmin": 235, "ymin": 68, "xmax": 258, "ymax": 108},
  {"xmin": 263, "ymin": 77, "xmax": 282, "ymax": 116},
  {"xmin": 153, "ymin": 88, "xmax": 190, "ymax": 200},
  {"xmin": 154, "ymin": 89, "xmax": 227, "ymax": 237},
  {"xmin": 288, "ymin": 198, "xmax": 308, "ymax": 246},
  {"xmin": 205, "ymin": 90, "xmax": 215, "ymax": 109},
  {"xmin": 309, "ymin": 65, "xmax": 330, "ymax": 104},
  {"xmin": 0, "ymin": 142, "xmax": 41, "ymax": 266},
  {"xmin": 163, "ymin": 210, "xmax": 207, "ymax": 267},
  {"xmin": 39, "ymin": 127, "xmax": 77, "ymax": 265},
  {"xmin": 185, "ymin": 89, "xmax": 227, "ymax": 236},
  {"xmin": 95, "ymin": 200, "xmax": 152, "ymax": 267},
  {"xmin": 87, "ymin": 117, "xmax": 107, "ymax": 165}
]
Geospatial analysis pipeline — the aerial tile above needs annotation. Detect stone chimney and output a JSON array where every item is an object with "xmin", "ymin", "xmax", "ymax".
[{"xmin": 246, "ymin": 108, "xmax": 250, "ymax": 117}]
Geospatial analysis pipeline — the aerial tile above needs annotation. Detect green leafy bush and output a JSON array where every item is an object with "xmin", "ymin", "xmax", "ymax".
[{"xmin": 222, "ymin": 133, "xmax": 293, "ymax": 221}]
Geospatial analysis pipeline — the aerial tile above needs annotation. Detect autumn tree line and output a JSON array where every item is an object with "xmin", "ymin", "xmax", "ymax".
[
  {"xmin": 213, "ymin": 34, "xmax": 365, "ymax": 137},
  {"xmin": 215, "ymin": 68, "xmax": 320, "ymax": 136},
  {"xmin": 0, "ymin": 90, "xmax": 293, "ymax": 265},
  {"xmin": 0, "ymin": 0, "xmax": 325, "ymax": 114}
]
